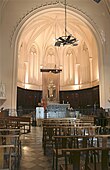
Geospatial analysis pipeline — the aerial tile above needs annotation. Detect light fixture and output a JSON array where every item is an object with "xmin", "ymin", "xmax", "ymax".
[
  {"xmin": 55, "ymin": 0, "xmax": 78, "ymax": 47},
  {"xmin": 40, "ymin": 68, "xmax": 62, "ymax": 74},
  {"xmin": 40, "ymin": 65, "xmax": 62, "ymax": 74},
  {"xmin": 93, "ymin": 0, "xmax": 101, "ymax": 3}
]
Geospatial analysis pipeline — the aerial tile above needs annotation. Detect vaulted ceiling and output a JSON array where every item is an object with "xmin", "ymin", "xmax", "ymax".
[{"xmin": 17, "ymin": 8, "xmax": 99, "ymax": 91}]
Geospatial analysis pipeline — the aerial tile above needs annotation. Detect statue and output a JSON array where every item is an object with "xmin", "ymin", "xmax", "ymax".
[
  {"xmin": 0, "ymin": 83, "xmax": 6, "ymax": 97},
  {"xmin": 48, "ymin": 80, "xmax": 56, "ymax": 101}
]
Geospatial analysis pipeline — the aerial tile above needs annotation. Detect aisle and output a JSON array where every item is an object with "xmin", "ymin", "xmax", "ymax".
[{"xmin": 19, "ymin": 127, "xmax": 52, "ymax": 170}]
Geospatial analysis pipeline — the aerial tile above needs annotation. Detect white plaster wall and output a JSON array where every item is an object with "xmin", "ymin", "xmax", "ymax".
[{"xmin": 0, "ymin": 0, "xmax": 110, "ymax": 110}]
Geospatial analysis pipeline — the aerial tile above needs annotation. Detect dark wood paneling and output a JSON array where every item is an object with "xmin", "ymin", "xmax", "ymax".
[
  {"xmin": 59, "ymin": 86, "xmax": 99, "ymax": 109},
  {"xmin": 17, "ymin": 87, "xmax": 42, "ymax": 111},
  {"xmin": 17, "ymin": 86, "xmax": 99, "ymax": 111}
]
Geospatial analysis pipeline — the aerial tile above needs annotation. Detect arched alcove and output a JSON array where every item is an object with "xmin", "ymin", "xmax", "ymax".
[
  {"xmin": 16, "ymin": 7, "xmax": 99, "ymax": 92},
  {"xmin": 11, "ymin": 3, "xmax": 104, "ymax": 109}
]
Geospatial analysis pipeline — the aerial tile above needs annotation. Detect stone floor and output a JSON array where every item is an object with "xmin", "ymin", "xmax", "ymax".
[{"xmin": 19, "ymin": 127, "xmax": 52, "ymax": 170}]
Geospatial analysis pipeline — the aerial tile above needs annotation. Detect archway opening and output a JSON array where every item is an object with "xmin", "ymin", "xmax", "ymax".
[{"xmin": 16, "ymin": 7, "xmax": 99, "ymax": 112}]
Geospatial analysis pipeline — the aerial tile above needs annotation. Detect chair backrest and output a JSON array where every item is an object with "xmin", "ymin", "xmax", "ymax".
[
  {"xmin": 53, "ymin": 135, "xmax": 100, "ymax": 150},
  {"xmin": 61, "ymin": 147, "xmax": 110, "ymax": 170}
]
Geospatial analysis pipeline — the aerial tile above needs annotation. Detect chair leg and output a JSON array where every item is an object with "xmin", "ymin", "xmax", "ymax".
[
  {"xmin": 56, "ymin": 156, "xmax": 58, "ymax": 170},
  {"xmin": 52, "ymin": 154, "xmax": 55, "ymax": 170}
]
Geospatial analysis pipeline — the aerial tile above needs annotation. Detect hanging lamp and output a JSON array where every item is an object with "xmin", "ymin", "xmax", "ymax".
[{"xmin": 55, "ymin": 0, "xmax": 78, "ymax": 47}]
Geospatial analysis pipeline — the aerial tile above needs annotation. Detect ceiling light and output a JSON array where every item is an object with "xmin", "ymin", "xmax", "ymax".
[
  {"xmin": 54, "ymin": 0, "xmax": 78, "ymax": 47},
  {"xmin": 40, "ymin": 65, "xmax": 62, "ymax": 74},
  {"xmin": 93, "ymin": 0, "xmax": 101, "ymax": 3}
]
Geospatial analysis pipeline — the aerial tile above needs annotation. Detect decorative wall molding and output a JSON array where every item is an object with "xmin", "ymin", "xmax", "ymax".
[
  {"xmin": 0, "ymin": 0, "xmax": 8, "ymax": 12},
  {"xmin": 0, "ymin": 0, "xmax": 8, "ymax": 22},
  {"xmin": 104, "ymin": 0, "xmax": 110, "ymax": 15}
]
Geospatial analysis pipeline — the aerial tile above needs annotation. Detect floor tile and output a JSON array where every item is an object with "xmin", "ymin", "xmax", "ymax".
[{"xmin": 19, "ymin": 127, "xmax": 52, "ymax": 170}]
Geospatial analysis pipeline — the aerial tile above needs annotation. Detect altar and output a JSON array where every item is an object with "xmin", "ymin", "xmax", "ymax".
[
  {"xmin": 47, "ymin": 103, "xmax": 70, "ymax": 118},
  {"xmin": 36, "ymin": 103, "xmax": 70, "ymax": 119}
]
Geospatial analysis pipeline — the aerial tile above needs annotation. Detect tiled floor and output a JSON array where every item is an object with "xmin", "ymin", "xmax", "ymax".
[{"xmin": 19, "ymin": 127, "xmax": 52, "ymax": 170}]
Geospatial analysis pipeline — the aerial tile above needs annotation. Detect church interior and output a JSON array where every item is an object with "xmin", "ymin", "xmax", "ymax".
[{"xmin": 0, "ymin": 0, "xmax": 110, "ymax": 169}]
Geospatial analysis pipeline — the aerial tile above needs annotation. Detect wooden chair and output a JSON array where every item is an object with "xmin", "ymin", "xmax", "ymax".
[
  {"xmin": 60, "ymin": 147, "xmax": 110, "ymax": 170},
  {"xmin": 0, "ymin": 130, "xmax": 21, "ymax": 169},
  {"xmin": 0, "ymin": 128, "xmax": 20, "ymax": 135},
  {"xmin": 42, "ymin": 126, "xmax": 71, "ymax": 154},
  {"xmin": 52, "ymin": 135, "xmax": 95, "ymax": 170},
  {"xmin": 0, "ymin": 134, "xmax": 22, "ymax": 160},
  {"xmin": 52, "ymin": 133, "xmax": 108, "ymax": 170},
  {"xmin": 0, "ymin": 116, "xmax": 31, "ymax": 134},
  {"xmin": 52, "ymin": 136, "xmax": 74, "ymax": 170},
  {"xmin": 42, "ymin": 125, "xmax": 100, "ymax": 155},
  {"xmin": 42, "ymin": 126, "xmax": 57, "ymax": 154},
  {"xmin": 0, "ymin": 144, "xmax": 15, "ymax": 170}
]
